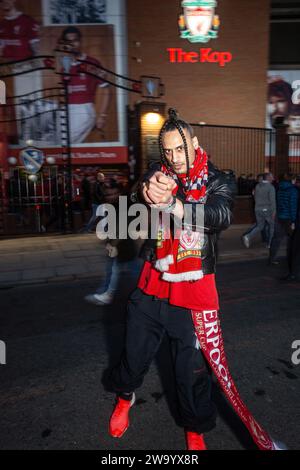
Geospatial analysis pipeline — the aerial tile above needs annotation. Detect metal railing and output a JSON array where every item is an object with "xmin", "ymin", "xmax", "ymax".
[
  {"xmin": 191, "ymin": 123, "xmax": 275, "ymax": 178},
  {"xmin": 288, "ymin": 133, "xmax": 300, "ymax": 176}
]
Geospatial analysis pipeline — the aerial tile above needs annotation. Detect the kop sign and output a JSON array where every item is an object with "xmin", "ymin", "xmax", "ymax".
[{"xmin": 167, "ymin": 1, "xmax": 233, "ymax": 67}]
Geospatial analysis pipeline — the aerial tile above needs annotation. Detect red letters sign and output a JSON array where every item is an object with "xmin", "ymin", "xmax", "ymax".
[{"xmin": 167, "ymin": 47, "xmax": 233, "ymax": 67}]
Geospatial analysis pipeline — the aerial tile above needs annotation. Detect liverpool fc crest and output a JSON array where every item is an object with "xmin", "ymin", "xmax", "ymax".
[{"xmin": 178, "ymin": 0, "xmax": 220, "ymax": 44}]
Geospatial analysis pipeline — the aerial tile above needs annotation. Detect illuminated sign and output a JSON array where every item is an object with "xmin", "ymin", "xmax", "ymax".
[
  {"xmin": 167, "ymin": 47, "xmax": 232, "ymax": 67},
  {"xmin": 292, "ymin": 80, "xmax": 300, "ymax": 104},
  {"xmin": 0, "ymin": 340, "xmax": 6, "ymax": 365},
  {"xmin": 0, "ymin": 80, "xmax": 6, "ymax": 104},
  {"xmin": 178, "ymin": 0, "xmax": 220, "ymax": 44}
]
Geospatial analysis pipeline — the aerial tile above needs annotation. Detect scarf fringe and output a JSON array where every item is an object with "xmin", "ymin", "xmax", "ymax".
[
  {"xmin": 162, "ymin": 270, "xmax": 204, "ymax": 282},
  {"xmin": 155, "ymin": 255, "xmax": 174, "ymax": 272}
]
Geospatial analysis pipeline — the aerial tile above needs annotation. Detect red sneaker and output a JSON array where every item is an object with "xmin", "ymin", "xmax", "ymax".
[
  {"xmin": 109, "ymin": 393, "xmax": 136, "ymax": 438},
  {"xmin": 186, "ymin": 432, "xmax": 207, "ymax": 450}
]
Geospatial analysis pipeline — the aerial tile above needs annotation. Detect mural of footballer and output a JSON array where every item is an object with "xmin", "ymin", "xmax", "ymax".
[
  {"xmin": 58, "ymin": 26, "xmax": 111, "ymax": 144},
  {"xmin": 0, "ymin": 0, "xmax": 40, "ymax": 61}
]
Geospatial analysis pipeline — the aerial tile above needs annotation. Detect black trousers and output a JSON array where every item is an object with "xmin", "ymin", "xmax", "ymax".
[{"xmin": 109, "ymin": 288, "xmax": 217, "ymax": 434}]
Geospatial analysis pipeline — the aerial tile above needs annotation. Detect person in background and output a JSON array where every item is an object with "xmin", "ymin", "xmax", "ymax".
[
  {"xmin": 44, "ymin": 174, "xmax": 65, "ymax": 232},
  {"xmin": 242, "ymin": 172, "xmax": 276, "ymax": 249},
  {"xmin": 83, "ymin": 172, "xmax": 106, "ymax": 233},
  {"xmin": 81, "ymin": 173, "xmax": 91, "ymax": 211},
  {"xmin": 269, "ymin": 173, "xmax": 298, "ymax": 265},
  {"xmin": 72, "ymin": 172, "xmax": 83, "ymax": 213},
  {"xmin": 237, "ymin": 173, "xmax": 248, "ymax": 195},
  {"xmin": 287, "ymin": 104, "xmax": 300, "ymax": 135},
  {"xmin": 246, "ymin": 173, "xmax": 270, "ymax": 244},
  {"xmin": 0, "ymin": 0, "xmax": 40, "ymax": 61},
  {"xmin": 280, "ymin": 175, "xmax": 300, "ymax": 282},
  {"xmin": 256, "ymin": 173, "xmax": 264, "ymax": 185},
  {"xmin": 85, "ymin": 179, "xmax": 138, "ymax": 305},
  {"xmin": 246, "ymin": 173, "xmax": 256, "ymax": 195}
]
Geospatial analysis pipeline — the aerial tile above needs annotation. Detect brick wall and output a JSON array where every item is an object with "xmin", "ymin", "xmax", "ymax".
[{"xmin": 127, "ymin": 0, "xmax": 270, "ymax": 128}]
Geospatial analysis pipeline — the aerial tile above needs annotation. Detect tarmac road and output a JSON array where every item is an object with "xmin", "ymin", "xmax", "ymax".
[{"xmin": 0, "ymin": 258, "xmax": 299, "ymax": 450}]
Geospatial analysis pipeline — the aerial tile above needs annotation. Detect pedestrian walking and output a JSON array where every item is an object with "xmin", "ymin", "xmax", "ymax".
[
  {"xmin": 269, "ymin": 174, "xmax": 298, "ymax": 265},
  {"xmin": 242, "ymin": 173, "xmax": 276, "ymax": 249},
  {"xmin": 84, "ymin": 172, "xmax": 106, "ymax": 233},
  {"xmin": 281, "ymin": 176, "xmax": 300, "ymax": 281},
  {"xmin": 85, "ymin": 179, "xmax": 138, "ymax": 305}
]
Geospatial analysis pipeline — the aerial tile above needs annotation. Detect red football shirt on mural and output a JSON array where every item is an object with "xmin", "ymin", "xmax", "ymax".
[
  {"xmin": 0, "ymin": 12, "xmax": 39, "ymax": 61},
  {"xmin": 67, "ymin": 55, "xmax": 108, "ymax": 105}
]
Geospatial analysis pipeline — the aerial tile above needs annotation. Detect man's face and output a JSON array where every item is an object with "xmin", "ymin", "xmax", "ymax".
[
  {"xmin": 64, "ymin": 33, "xmax": 81, "ymax": 55},
  {"xmin": 288, "ymin": 115, "xmax": 300, "ymax": 134},
  {"xmin": 268, "ymin": 95, "xmax": 289, "ymax": 120},
  {"xmin": 0, "ymin": 0, "xmax": 16, "ymax": 13},
  {"xmin": 97, "ymin": 173, "xmax": 105, "ymax": 183},
  {"xmin": 162, "ymin": 129, "xmax": 198, "ymax": 174}
]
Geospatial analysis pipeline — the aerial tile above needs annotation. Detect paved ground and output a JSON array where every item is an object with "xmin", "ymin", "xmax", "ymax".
[
  {"xmin": 0, "ymin": 257, "xmax": 299, "ymax": 450},
  {"xmin": 0, "ymin": 225, "xmax": 285, "ymax": 288}
]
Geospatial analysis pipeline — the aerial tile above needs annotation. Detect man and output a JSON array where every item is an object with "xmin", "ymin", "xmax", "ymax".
[
  {"xmin": 269, "ymin": 173, "xmax": 298, "ymax": 265},
  {"xmin": 287, "ymin": 105, "xmax": 300, "ymax": 135},
  {"xmin": 242, "ymin": 172, "xmax": 276, "ymax": 249},
  {"xmin": 84, "ymin": 171, "xmax": 106, "ymax": 233},
  {"xmin": 280, "ymin": 176, "xmax": 300, "ymax": 281},
  {"xmin": 0, "ymin": 0, "xmax": 42, "ymax": 146},
  {"xmin": 85, "ymin": 179, "xmax": 138, "ymax": 306},
  {"xmin": 81, "ymin": 173, "xmax": 91, "ymax": 211},
  {"xmin": 59, "ymin": 26, "xmax": 111, "ymax": 144},
  {"xmin": 107, "ymin": 110, "xmax": 284, "ymax": 450},
  {"xmin": 267, "ymin": 78, "xmax": 293, "ymax": 127},
  {"xmin": 0, "ymin": 0, "xmax": 40, "ymax": 61}
]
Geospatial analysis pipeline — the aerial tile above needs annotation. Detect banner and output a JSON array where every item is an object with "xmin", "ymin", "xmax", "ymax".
[
  {"xmin": 0, "ymin": 0, "xmax": 127, "ymax": 161},
  {"xmin": 267, "ymin": 70, "xmax": 300, "ymax": 135},
  {"xmin": 8, "ymin": 146, "xmax": 128, "ymax": 165}
]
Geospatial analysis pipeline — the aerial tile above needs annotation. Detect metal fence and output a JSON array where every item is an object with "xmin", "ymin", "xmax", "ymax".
[
  {"xmin": 6, "ymin": 166, "xmax": 65, "ymax": 233},
  {"xmin": 2, "ymin": 123, "xmax": 300, "ymax": 234},
  {"xmin": 288, "ymin": 133, "xmax": 300, "ymax": 176},
  {"xmin": 191, "ymin": 123, "xmax": 275, "ymax": 178}
]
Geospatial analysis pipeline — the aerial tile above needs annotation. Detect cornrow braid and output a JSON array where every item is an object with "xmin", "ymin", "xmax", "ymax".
[{"xmin": 159, "ymin": 108, "xmax": 192, "ymax": 190}]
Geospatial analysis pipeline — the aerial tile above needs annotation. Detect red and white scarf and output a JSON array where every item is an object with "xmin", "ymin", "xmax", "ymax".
[
  {"xmin": 155, "ymin": 147, "xmax": 208, "ymax": 282},
  {"xmin": 192, "ymin": 309, "xmax": 285, "ymax": 450}
]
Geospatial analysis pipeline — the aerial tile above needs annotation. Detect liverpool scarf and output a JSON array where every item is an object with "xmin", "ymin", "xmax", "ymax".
[
  {"xmin": 155, "ymin": 147, "xmax": 208, "ymax": 282},
  {"xmin": 192, "ymin": 309, "xmax": 286, "ymax": 450}
]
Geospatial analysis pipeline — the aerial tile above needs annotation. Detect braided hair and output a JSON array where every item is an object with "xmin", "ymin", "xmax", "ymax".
[{"xmin": 159, "ymin": 108, "xmax": 194, "ymax": 190}]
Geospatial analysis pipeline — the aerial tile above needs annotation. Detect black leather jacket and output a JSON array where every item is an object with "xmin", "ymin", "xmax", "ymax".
[{"xmin": 137, "ymin": 161, "xmax": 236, "ymax": 275}]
